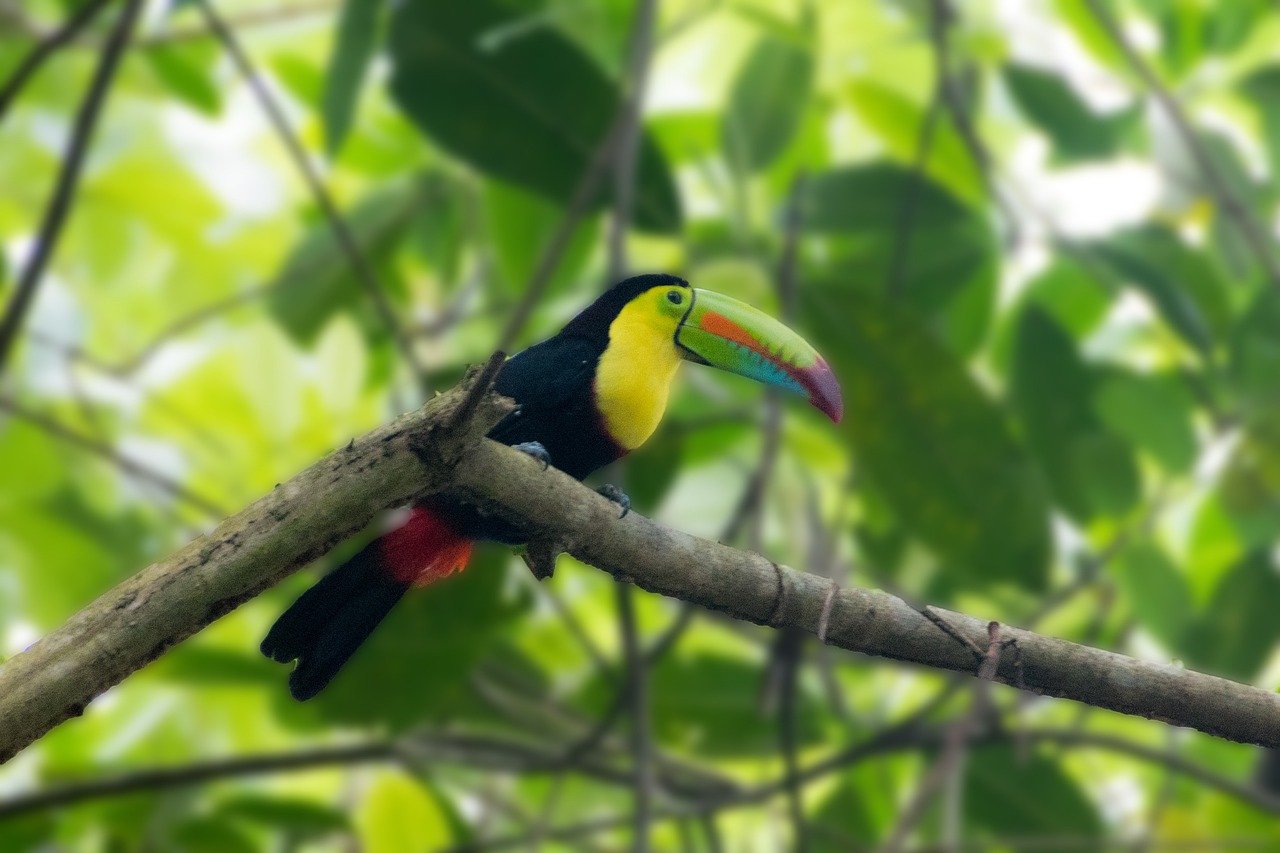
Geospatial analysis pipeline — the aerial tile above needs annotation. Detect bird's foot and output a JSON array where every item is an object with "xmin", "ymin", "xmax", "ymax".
[
  {"xmin": 596, "ymin": 484, "xmax": 631, "ymax": 519},
  {"xmin": 513, "ymin": 441, "xmax": 551, "ymax": 470}
]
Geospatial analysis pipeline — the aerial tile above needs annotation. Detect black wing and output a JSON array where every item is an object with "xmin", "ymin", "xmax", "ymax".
[{"xmin": 487, "ymin": 334, "xmax": 602, "ymax": 447}]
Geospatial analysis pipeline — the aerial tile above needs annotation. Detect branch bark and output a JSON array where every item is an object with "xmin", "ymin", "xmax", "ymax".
[{"xmin": 1, "ymin": 377, "xmax": 1279, "ymax": 763}]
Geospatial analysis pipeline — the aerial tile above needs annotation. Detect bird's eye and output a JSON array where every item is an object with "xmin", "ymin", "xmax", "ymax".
[{"xmin": 667, "ymin": 290, "xmax": 683, "ymax": 305}]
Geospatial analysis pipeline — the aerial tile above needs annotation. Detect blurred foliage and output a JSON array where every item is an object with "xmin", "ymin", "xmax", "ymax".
[{"xmin": 3, "ymin": 0, "xmax": 1280, "ymax": 850}]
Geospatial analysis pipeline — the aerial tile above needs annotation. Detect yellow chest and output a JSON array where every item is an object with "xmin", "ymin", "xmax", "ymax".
[{"xmin": 593, "ymin": 305, "xmax": 683, "ymax": 451}]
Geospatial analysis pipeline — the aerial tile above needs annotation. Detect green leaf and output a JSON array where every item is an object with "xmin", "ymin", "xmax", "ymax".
[
  {"xmin": 218, "ymin": 795, "xmax": 348, "ymax": 838},
  {"xmin": 804, "ymin": 289, "xmax": 1051, "ymax": 591},
  {"xmin": 803, "ymin": 163, "xmax": 998, "ymax": 355},
  {"xmin": 322, "ymin": 0, "xmax": 385, "ymax": 155},
  {"xmin": 0, "ymin": 815, "xmax": 55, "ymax": 853},
  {"xmin": 150, "ymin": 645, "xmax": 281, "ymax": 685},
  {"xmin": 812, "ymin": 763, "xmax": 897, "ymax": 850},
  {"xmin": 965, "ymin": 744, "xmax": 1103, "ymax": 845},
  {"xmin": 1202, "ymin": 0, "xmax": 1271, "ymax": 54},
  {"xmin": 993, "ymin": 257, "xmax": 1110, "ymax": 378},
  {"xmin": 408, "ymin": 174, "xmax": 466, "ymax": 285},
  {"xmin": 577, "ymin": 652, "xmax": 824, "ymax": 756},
  {"xmin": 144, "ymin": 43, "xmax": 222, "ymax": 116},
  {"xmin": 1093, "ymin": 370, "xmax": 1198, "ymax": 474},
  {"xmin": 387, "ymin": 0, "xmax": 681, "ymax": 232},
  {"xmin": 722, "ymin": 35, "xmax": 813, "ymax": 173},
  {"xmin": 356, "ymin": 773, "xmax": 453, "ymax": 853},
  {"xmin": 846, "ymin": 81, "xmax": 984, "ymax": 203},
  {"xmin": 1113, "ymin": 542, "xmax": 1194, "ymax": 651},
  {"xmin": 623, "ymin": 428, "xmax": 682, "ymax": 515},
  {"xmin": 1219, "ymin": 407, "xmax": 1280, "ymax": 548},
  {"xmin": 267, "ymin": 181, "xmax": 426, "ymax": 345},
  {"xmin": 1086, "ymin": 225, "xmax": 1229, "ymax": 353},
  {"xmin": 1143, "ymin": 0, "xmax": 1270, "ymax": 75},
  {"xmin": 1183, "ymin": 551, "xmax": 1280, "ymax": 681},
  {"xmin": 1011, "ymin": 306, "xmax": 1140, "ymax": 522},
  {"xmin": 482, "ymin": 178, "xmax": 598, "ymax": 297},
  {"xmin": 166, "ymin": 818, "xmax": 256, "ymax": 853},
  {"xmin": 1004, "ymin": 63, "xmax": 1138, "ymax": 162},
  {"xmin": 1241, "ymin": 67, "xmax": 1280, "ymax": 175},
  {"xmin": 1231, "ymin": 287, "xmax": 1280, "ymax": 409},
  {"xmin": 1050, "ymin": 0, "xmax": 1128, "ymax": 70},
  {"xmin": 805, "ymin": 163, "xmax": 971, "ymax": 232}
]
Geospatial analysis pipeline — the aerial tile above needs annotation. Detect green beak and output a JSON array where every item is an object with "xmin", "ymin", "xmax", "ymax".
[{"xmin": 675, "ymin": 289, "xmax": 843, "ymax": 423}]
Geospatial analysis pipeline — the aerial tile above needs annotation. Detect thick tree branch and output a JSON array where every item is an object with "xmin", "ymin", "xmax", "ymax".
[
  {"xmin": 2, "ymin": 378, "xmax": 1279, "ymax": 763},
  {"xmin": 0, "ymin": 369, "xmax": 511, "ymax": 764}
]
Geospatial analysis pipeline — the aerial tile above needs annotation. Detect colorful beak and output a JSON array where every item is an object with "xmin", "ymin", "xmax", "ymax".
[{"xmin": 675, "ymin": 289, "xmax": 843, "ymax": 423}]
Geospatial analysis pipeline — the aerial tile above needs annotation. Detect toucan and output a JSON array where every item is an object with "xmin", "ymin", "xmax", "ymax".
[{"xmin": 262, "ymin": 274, "xmax": 843, "ymax": 700}]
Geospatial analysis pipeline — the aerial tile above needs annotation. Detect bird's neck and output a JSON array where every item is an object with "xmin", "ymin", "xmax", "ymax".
[{"xmin": 593, "ymin": 303, "xmax": 682, "ymax": 451}]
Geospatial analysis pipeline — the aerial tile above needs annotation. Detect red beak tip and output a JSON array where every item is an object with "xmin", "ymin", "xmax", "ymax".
[{"xmin": 805, "ymin": 361, "xmax": 843, "ymax": 424}]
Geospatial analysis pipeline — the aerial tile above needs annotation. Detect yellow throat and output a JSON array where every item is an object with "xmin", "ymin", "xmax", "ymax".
[{"xmin": 594, "ymin": 297, "xmax": 683, "ymax": 451}]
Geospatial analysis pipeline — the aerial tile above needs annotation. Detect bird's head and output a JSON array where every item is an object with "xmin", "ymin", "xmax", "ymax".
[{"xmin": 566, "ymin": 274, "xmax": 843, "ymax": 423}]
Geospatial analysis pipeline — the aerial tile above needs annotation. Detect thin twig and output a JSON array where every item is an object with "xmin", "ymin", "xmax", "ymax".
[
  {"xmin": 114, "ymin": 285, "xmax": 272, "ymax": 375},
  {"xmin": 495, "ymin": 120, "xmax": 624, "ymax": 356},
  {"xmin": 926, "ymin": 0, "xmax": 1019, "ymax": 239},
  {"xmin": 0, "ymin": 742, "xmax": 397, "ymax": 819},
  {"xmin": 451, "ymin": 114, "xmax": 628, "ymax": 427},
  {"xmin": 0, "ymin": 0, "xmax": 116, "ymax": 121},
  {"xmin": 0, "ymin": 0, "xmax": 141, "ymax": 377},
  {"xmin": 469, "ymin": 671, "xmax": 736, "ymax": 801},
  {"xmin": 879, "ymin": 623, "xmax": 1004, "ymax": 853},
  {"xmin": 449, "ymin": 350, "xmax": 508, "ymax": 431},
  {"xmin": 445, "ymin": 699, "xmax": 1280, "ymax": 853},
  {"xmin": 777, "ymin": 629, "xmax": 808, "ymax": 852},
  {"xmin": 193, "ymin": 0, "xmax": 428, "ymax": 388},
  {"xmin": 921, "ymin": 607, "xmax": 986, "ymax": 662},
  {"xmin": 136, "ymin": 1, "xmax": 335, "ymax": 47},
  {"xmin": 616, "ymin": 584, "xmax": 655, "ymax": 852},
  {"xmin": 607, "ymin": 1, "xmax": 660, "ymax": 848},
  {"xmin": 1082, "ymin": 0, "xmax": 1280, "ymax": 292},
  {"xmin": 0, "ymin": 397, "xmax": 226, "ymax": 517},
  {"xmin": 539, "ymin": 582, "xmax": 617, "ymax": 682}
]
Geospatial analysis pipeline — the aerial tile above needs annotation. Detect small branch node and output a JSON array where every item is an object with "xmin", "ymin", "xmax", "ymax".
[
  {"xmin": 922, "ymin": 606, "xmax": 986, "ymax": 664},
  {"xmin": 817, "ymin": 580, "xmax": 839, "ymax": 645},
  {"xmin": 977, "ymin": 621, "xmax": 1003, "ymax": 682},
  {"xmin": 521, "ymin": 540, "xmax": 564, "ymax": 581},
  {"xmin": 765, "ymin": 562, "xmax": 790, "ymax": 628},
  {"xmin": 450, "ymin": 351, "xmax": 508, "ymax": 432}
]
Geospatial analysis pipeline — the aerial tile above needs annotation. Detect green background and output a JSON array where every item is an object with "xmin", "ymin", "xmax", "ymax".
[{"xmin": 2, "ymin": 0, "xmax": 1280, "ymax": 849}]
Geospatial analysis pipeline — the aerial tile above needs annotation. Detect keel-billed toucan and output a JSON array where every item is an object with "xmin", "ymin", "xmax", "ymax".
[{"xmin": 262, "ymin": 274, "xmax": 842, "ymax": 700}]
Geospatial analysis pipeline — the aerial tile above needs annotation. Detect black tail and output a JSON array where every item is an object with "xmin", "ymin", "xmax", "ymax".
[{"xmin": 261, "ymin": 547, "xmax": 408, "ymax": 701}]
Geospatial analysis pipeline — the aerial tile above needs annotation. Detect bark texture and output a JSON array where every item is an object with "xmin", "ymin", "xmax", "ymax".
[{"xmin": 1, "ymin": 372, "xmax": 1278, "ymax": 763}]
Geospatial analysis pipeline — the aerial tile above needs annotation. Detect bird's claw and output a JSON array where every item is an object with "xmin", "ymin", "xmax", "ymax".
[
  {"xmin": 513, "ymin": 441, "xmax": 551, "ymax": 470},
  {"xmin": 597, "ymin": 484, "xmax": 631, "ymax": 519}
]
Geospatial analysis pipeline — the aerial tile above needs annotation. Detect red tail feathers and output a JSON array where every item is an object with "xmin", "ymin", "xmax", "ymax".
[{"xmin": 379, "ymin": 506, "xmax": 473, "ymax": 587}]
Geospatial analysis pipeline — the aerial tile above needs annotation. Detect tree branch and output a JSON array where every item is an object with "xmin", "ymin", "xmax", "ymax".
[
  {"xmin": 1082, "ymin": 0, "xmax": 1280, "ymax": 291},
  {"xmin": 444, "ymin": 718, "xmax": 1280, "ymax": 852},
  {"xmin": 2, "ymin": 378, "xmax": 1279, "ymax": 763},
  {"xmin": 0, "ymin": 397, "xmax": 226, "ymax": 517},
  {"xmin": 0, "ymin": 0, "xmax": 141, "ymax": 377},
  {"xmin": 0, "ymin": 0, "xmax": 115, "ymax": 122},
  {"xmin": 194, "ymin": 0, "xmax": 429, "ymax": 388}
]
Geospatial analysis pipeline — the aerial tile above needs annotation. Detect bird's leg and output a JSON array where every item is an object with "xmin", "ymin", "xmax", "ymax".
[
  {"xmin": 596, "ymin": 484, "xmax": 631, "ymax": 519},
  {"xmin": 513, "ymin": 441, "xmax": 551, "ymax": 470}
]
